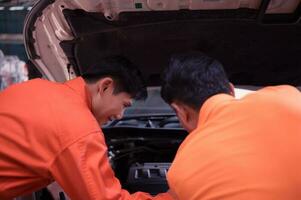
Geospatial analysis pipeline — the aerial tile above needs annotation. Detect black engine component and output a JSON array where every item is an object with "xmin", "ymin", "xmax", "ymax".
[{"xmin": 127, "ymin": 163, "xmax": 170, "ymax": 195}]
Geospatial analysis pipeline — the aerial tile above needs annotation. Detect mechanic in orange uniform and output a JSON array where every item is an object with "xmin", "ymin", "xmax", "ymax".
[
  {"xmin": 161, "ymin": 52, "xmax": 301, "ymax": 200},
  {"xmin": 0, "ymin": 56, "xmax": 173, "ymax": 200}
]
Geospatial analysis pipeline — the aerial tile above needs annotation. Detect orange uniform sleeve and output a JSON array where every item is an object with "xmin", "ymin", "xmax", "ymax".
[{"xmin": 49, "ymin": 132, "xmax": 173, "ymax": 200}]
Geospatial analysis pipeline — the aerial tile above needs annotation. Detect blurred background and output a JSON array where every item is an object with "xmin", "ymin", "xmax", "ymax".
[{"xmin": 0, "ymin": 0, "xmax": 41, "ymax": 90}]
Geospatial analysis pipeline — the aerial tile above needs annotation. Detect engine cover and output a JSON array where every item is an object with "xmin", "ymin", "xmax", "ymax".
[{"xmin": 127, "ymin": 162, "xmax": 171, "ymax": 195}]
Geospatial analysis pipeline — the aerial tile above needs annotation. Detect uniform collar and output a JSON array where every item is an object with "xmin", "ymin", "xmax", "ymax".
[
  {"xmin": 64, "ymin": 77, "xmax": 92, "ymax": 110},
  {"xmin": 197, "ymin": 93, "xmax": 234, "ymax": 128}
]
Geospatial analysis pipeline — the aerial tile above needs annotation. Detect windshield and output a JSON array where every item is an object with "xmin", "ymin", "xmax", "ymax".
[
  {"xmin": 124, "ymin": 87, "xmax": 174, "ymax": 116},
  {"xmin": 124, "ymin": 86, "xmax": 257, "ymax": 117}
]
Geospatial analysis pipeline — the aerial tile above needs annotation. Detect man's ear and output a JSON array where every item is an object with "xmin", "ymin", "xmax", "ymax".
[
  {"xmin": 97, "ymin": 77, "xmax": 114, "ymax": 94},
  {"xmin": 229, "ymin": 82, "xmax": 235, "ymax": 97},
  {"xmin": 171, "ymin": 102, "xmax": 199, "ymax": 132},
  {"xmin": 171, "ymin": 102, "xmax": 190, "ymax": 130}
]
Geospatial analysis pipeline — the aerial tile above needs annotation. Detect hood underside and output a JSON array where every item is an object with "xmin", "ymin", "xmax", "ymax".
[{"xmin": 24, "ymin": 0, "xmax": 301, "ymax": 86}]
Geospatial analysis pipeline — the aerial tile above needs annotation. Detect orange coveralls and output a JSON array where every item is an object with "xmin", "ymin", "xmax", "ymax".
[
  {"xmin": 167, "ymin": 86, "xmax": 301, "ymax": 200},
  {"xmin": 0, "ymin": 77, "xmax": 172, "ymax": 200}
]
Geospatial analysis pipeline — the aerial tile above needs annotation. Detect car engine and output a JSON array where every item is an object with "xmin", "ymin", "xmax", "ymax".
[
  {"xmin": 103, "ymin": 115, "xmax": 187, "ymax": 195},
  {"xmin": 26, "ymin": 115, "xmax": 186, "ymax": 200}
]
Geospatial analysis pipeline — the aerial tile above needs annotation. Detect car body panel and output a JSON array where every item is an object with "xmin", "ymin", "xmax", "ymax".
[{"xmin": 24, "ymin": 0, "xmax": 301, "ymax": 83}]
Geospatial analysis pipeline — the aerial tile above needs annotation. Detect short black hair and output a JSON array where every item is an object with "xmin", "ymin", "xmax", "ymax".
[
  {"xmin": 161, "ymin": 52, "xmax": 231, "ymax": 111},
  {"xmin": 82, "ymin": 55, "xmax": 147, "ymax": 100}
]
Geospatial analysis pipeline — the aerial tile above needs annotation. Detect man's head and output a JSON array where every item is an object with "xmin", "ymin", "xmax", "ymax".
[
  {"xmin": 161, "ymin": 52, "xmax": 234, "ymax": 132},
  {"xmin": 82, "ymin": 55, "xmax": 147, "ymax": 125}
]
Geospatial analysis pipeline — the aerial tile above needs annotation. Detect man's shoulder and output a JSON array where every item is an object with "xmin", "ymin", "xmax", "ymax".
[
  {"xmin": 237, "ymin": 85, "xmax": 301, "ymax": 107},
  {"xmin": 2, "ymin": 78, "xmax": 63, "ymax": 93},
  {"xmin": 25, "ymin": 78, "xmax": 63, "ymax": 88},
  {"xmin": 256, "ymin": 85, "xmax": 300, "ymax": 96}
]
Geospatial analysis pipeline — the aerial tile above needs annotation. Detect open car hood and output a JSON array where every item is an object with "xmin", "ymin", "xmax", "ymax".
[{"xmin": 24, "ymin": 0, "xmax": 301, "ymax": 86}]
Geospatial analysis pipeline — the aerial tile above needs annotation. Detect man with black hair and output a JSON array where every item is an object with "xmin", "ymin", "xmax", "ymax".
[
  {"xmin": 0, "ymin": 56, "xmax": 173, "ymax": 200},
  {"xmin": 161, "ymin": 52, "xmax": 301, "ymax": 200}
]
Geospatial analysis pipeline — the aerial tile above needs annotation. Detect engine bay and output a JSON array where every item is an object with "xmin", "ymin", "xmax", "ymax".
[
  {"xmin": 28, "ymin": 115, "xmax": 186, "ymax": 200},
  {"xmin": 103, "ymin": 116, "xmax": 187, "ymax": 195}
]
